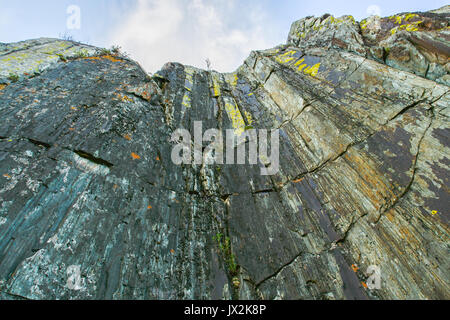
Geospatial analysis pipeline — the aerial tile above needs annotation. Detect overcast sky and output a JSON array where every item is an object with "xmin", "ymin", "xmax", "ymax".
[{"xmin": 0, "ymin": 0, "xmax": 447, "ymax": 72}]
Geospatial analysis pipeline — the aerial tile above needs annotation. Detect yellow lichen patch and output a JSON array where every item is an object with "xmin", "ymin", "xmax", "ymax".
[
  {"xmin": 213, "ymin": 83, "xmax": 220, "ymax": 97},
  {"xmin": 389, "ymin": 16, "xmax": 422, "ymax": 34},
  {"xmin": 224, "ymin": 72, "xmax": 239, "ymax": 88},
  {"xmin": 404, "ymin": 13, "xmax": 418, "ymax": 22},
  {"xmin": 431, "ymin": 210, "xmax": 438, "ymax": 216},
  {"xmin": 244, "ymin": 111, "xmax": 254, "ymax": 126},
  {"xmin": 181, "ymin": 67, "xmax": 196, "ymax": 107},
  {"xmin": 297, "ymin": 31, "xmax": 308, "ymax": 39},
  {"xmin": 283, "ymin": 56, "xmax": 321, "ymax": 77},
  {"xmin": 275, "ymin": 50, "xmax": 297, "ymax": 64},
  {"xmin": 211, "ymin": 74, "xmax": 221, "ymax": 97},
  {"xmin": 297, "ymin": 64, "xmax": 308, "ymax": 72},
  {"xmin": 131, "ymin": 152, "xmax": 141, "ymax": 160},
  {"xmin": 294, "ymin": 58, "xmax": 304, "ymax": 66},
  {"xmin": 303, "ymin": 63, "xmax": 321, "ymax": 77},
  {"xmin": 330, "ymin": 15, "xmax": 356, "ymax": 25},
  {"xmin": 0, "ymin": 84, "xmax": 7, "ymax": 91},
  {"xmin": 181, "ymin": 93, "xmax": 191, "ymax": 108},
  {"xmin": 224, "ymin": 98, "xmax": 247, "ymax": 136},
  {"xmin": 122, "ymin": 95, "xmax": 133, "ymax": 103},
  {"xmin": 3, "ymin": 174, "xmax": 11, "ymax": 179},
  {"xmin": 184, "ymin": 67, "xmax": 195, "ymax": 91},
  {"xmin": 232, "ymin": 73, "xmax": 238, "ymax": 87},
  {"xmin": 360, "ymin": 20, "xmax": 369, "ymax": 30},
  {"xmin": 114, "ymin": 93, "xmax": 133, "ymax": 103}
]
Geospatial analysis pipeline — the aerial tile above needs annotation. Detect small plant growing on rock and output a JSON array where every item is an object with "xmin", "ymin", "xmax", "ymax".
[
  {"xmin": 8, "ymin": 73, "xmax": 19, "ymax": 83},
  {"xmin": 111, "ymin": 45, "xmax": 129, "ymax": 58},
  {"xmin": 56, "ymin": 53, "xmax": 68, "ymax": 62},
  {"xmin": 59, "ymin": 32, "xmax": 74, "ymax": 42},
  {"xmin": 74, "ymin": 49, "xmax": 89, "ymax": 58},
  {"xmin": 213, "ymin": 233, "xmax": 238, "ymax": 275},
  {"xmin": 96, "ymin": 47, "xmax": 113, "ymax": 56},
  {"xmin": 111, "ymin": 45, "xmax": 121, "ymax": 55}
]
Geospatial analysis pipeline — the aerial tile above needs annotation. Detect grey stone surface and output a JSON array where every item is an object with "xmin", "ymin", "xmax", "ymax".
[{"xmin": 0, "ymin": 7, "xmax": 449, "ymax": 300}]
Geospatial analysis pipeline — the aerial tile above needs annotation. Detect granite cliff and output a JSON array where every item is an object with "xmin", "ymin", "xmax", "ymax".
[{"xmin": 0, "ymin": 6, "xmax": 449, "ymax": 300}]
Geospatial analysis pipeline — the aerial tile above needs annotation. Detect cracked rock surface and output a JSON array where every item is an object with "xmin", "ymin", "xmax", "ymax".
[{"xmin": 0, "ymin": 6, "xmax": 449, "ymax": 300}]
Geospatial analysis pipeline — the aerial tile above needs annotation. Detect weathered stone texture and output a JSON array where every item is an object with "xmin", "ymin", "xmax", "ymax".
[{"xmin": 0, "ymin": 7, "xmax": 449, "ymax": 300}]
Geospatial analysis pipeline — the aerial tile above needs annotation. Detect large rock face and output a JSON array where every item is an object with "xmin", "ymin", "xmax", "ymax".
[{"xmin": 0, "ymin": 7, "xmax": 449, "ymax": 300}]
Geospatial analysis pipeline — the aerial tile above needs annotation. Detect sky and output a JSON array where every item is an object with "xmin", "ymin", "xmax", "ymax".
[{"xmin": 0, "ymin": 0, "xmax": 448, "ymax": 73}]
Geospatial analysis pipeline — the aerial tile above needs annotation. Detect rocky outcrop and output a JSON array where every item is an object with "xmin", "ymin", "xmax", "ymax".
[
  {"xmin": 0, "ymin": 7, "xmax": 449, "ymax": 300},
  {"xmin": 288, "ymin": 7, "xmax": 450, "ymax": 85}
]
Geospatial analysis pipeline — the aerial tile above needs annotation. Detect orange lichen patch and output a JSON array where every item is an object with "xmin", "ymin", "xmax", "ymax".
[
  {"xmin": 344, "ymin": 150, "xmax": 396, "ymax": 211},
  {"xmin": 140, "ymin": 91, "xmax": 152, "ymax": 101},
  {"xmin": 147, "ymin": 205, "xmax": 152, "ymax": 210},
  {"xmin": 399, "ymin": 227, "xmax": 411, "ymax": 241},
  {"xmin": 82, "ymin": 56, "xmax": 102, "ymax": 61},
  {"xmin": 68, "ymin": 128, "xmax": 75, "ymax": 131},
  {"xmin": 351, "ymin": 264, "xmax": 359, "ymax": 272},
  {"xmin": 82, "ymin": 55, "xmax": 122, "ymax": 63},
  {"xmin": 170, "ymin": 249, "xmax": 175, "ymax": 254},
  {"xmin": 131, "ymin": 152, "xmax": 141, "ymax": 160},
  {"xmin": 0, "ymin": 84, "xmax": 7, "ymax": 91},
  {"xmin": 114, "ymin": 93, "xmax": 133, "ymax": 103},
  {"xmin": 386, "ymin": 211, "xmax": 395, "ymax": 222},
  {"xmin": 123, "ymin": 134, "xmax": 132, "ymax": 141},
  {"xmin": 113, "ymin": 184, "xmax": 119, "ymax": 190},
  {"xmin": 293, "ymin": 177, "xmax": 304, "ymax": 183},
  {"xmin": 3, "ymin": 174, "xmax": 11, "ymax": 179},
  {"xmin": 398, "ymin": 226, "xmax": 421, "ymax": 250},
  {"xmin": 103, "ymin": 55, "xmax": 122, "ymax": 63},
  {"xmin": 156, "ymin": 156, "xmax": 160, "ymax": 161},
  {"xmin": 361, "ymin": 282, "xmax": 368, "ymax": 289}
]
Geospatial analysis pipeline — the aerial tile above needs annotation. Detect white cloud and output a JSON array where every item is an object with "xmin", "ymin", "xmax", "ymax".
[
  {"xmin": 110, "ymin": 0, "xmax": 277, "ymax": 73},
  {"xmin": 366, "ymin": 5, "xmax": 382, "ymax": 17},
  {"xmin": 0, "ymin": 8, "xmax": 13, "ymax": 28}
]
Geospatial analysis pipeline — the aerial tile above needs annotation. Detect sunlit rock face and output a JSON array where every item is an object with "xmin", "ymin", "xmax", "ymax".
[{"xmin": 0, "ymin": 6, "xmax": 448, "ymax": 300}]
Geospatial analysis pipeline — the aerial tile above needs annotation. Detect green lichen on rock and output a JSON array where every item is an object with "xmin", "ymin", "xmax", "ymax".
[{"xmin": 213, "ymin": 233, "xmax": 238, "ymax": 276}]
